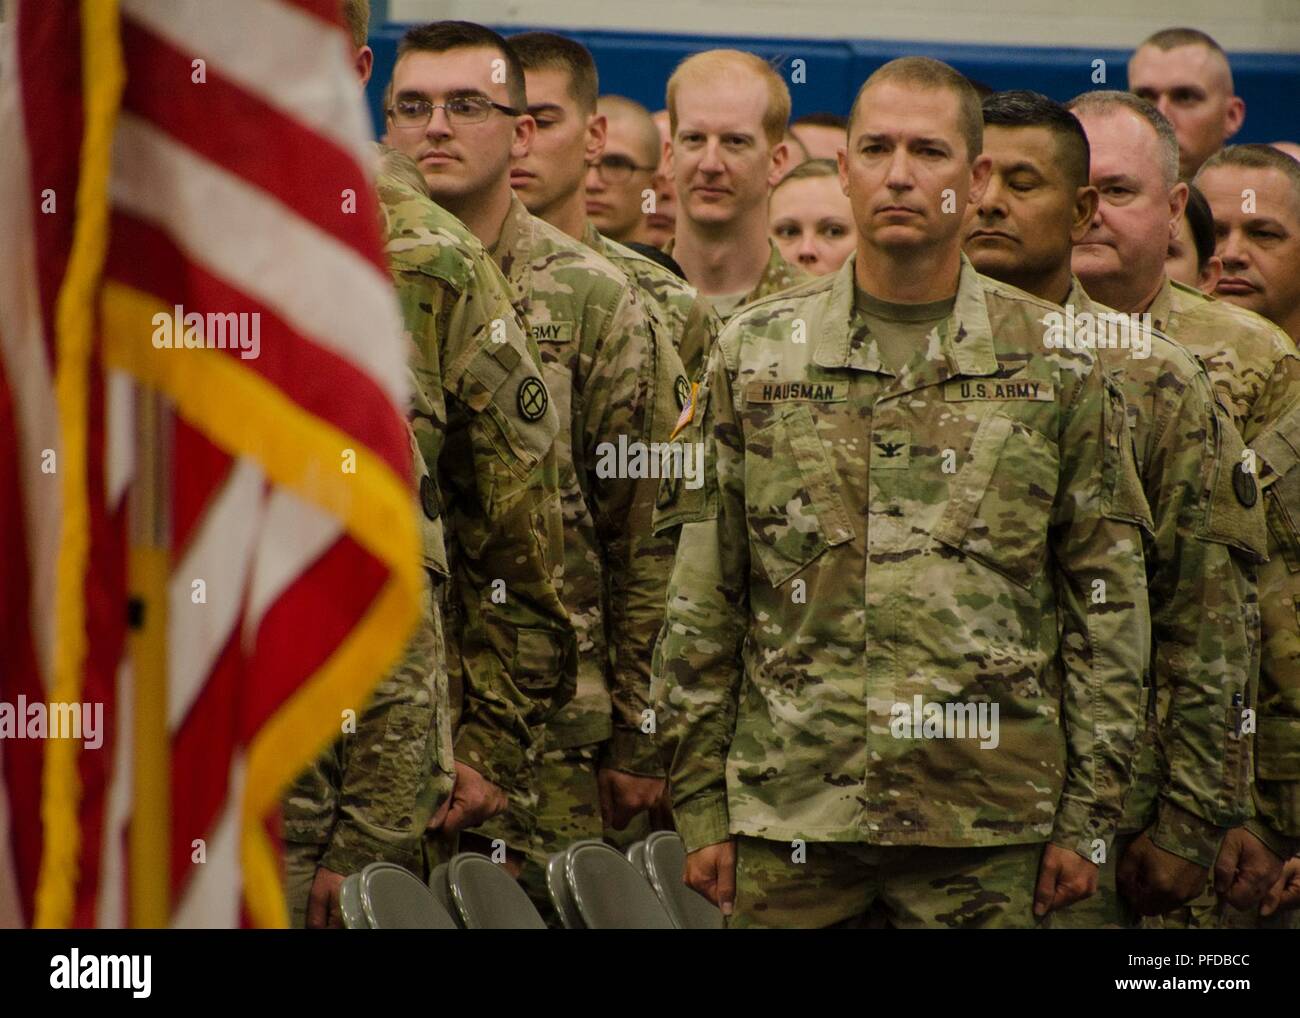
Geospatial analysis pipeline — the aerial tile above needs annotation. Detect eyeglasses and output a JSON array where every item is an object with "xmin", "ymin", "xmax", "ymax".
[
  {"xmin": 387, "ymin": 95, "xmax": 521, "ymax": 129},
  {"xmin": 592, "ymin": 154, "xmax": 658, "ymax": 184}
]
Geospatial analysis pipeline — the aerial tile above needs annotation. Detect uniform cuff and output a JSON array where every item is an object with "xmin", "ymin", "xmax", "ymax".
[
  {"xmin": 673, "ymin": 794, "xmax": 731, "ymax": 854},
  {"xmin": 1148, "ymin": 799, "xmax": 1227, "ymax": 868},
  {"xmin": 320, "ymin": 823, "xmax": 423, "ymax": 878},
  {"xmin": 1050, "ymin": 795, "xmax": 1117, "ymax": 859},
  {"xmin": 601, "ymin": 727, "xmax": 664, "ymax": 777},
  {"xmin": 1242, "ymin": 816, "xmax": 1297, "ymax": 861},
  {"xmin": 454, "ymin": 722, "xmax": 525, "ymax": 788}
]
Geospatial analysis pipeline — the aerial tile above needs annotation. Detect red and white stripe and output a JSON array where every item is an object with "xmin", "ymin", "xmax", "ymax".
[{"xmin": 0, "ymin": 0, "xmax": 411, "ymax": 927}]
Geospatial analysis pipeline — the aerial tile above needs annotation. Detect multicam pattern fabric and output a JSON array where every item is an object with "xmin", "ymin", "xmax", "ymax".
[
  {"xmin": 652, "ymin": 255, "xmax": 1150, "ymax": 859},
  {"xmin": 584, "ymin": 220, "xmax": 722, "ymax": 380},
  {"xmin": 1066, "ymin": 278, "xmax": 1266, "ymax": 868},
  {"xmin": 1149, "ymin": 277, "xmax": 1300, "ymax": 853}
]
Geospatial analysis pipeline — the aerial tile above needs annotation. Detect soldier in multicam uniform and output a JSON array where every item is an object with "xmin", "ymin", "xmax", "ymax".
[
  {"xmin": 660, "ymin": 49, "xmax": 811, "ymax": 324},
  {"xmin": 281, "ymin": 146, "xmax": 576, "ymax": 927},
  {"xmin": 651, "ymin": 59, "xmax": 1150, "ymax": 929},
  {"xmin": 510, "ymin": 33, "xmax": 721, "ymax": 383},
  {"xmin": 382, "ymin": 21, "xmax": 686, "ymax": 915},
  {"xmin": 962, "ymin": 90, "xmax": 1268, "ymax": 928},
  {"xmin": 1070, "ymin": 90, "xmax": 1300, "ymax": 927},
  {"xmin": 1196, "ymin": 146, "xmax": 1300, "ymax": 922}
]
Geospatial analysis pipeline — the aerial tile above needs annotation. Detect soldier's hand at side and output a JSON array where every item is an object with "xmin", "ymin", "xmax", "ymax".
[
  {"xmin": 597, "ymin": 768, "xmax": 665, "ymax": 830},
  {"xmin": 1116, "ymin": 831, "xmax": 1209, "ymax": 915},
  {"xmin": 1033, "ymin": 843, "xmax": 1098, "ymax": 917},
  {"xmin": 683, "ymin": 840, "xmax": 737, "ymax": 917},
  {"xmin": 306, "ymin": 867, "xmax": 346, "ymax": 929},
  {"xmin": 439, "ymin": 761, "xmax": 509, "ymax": 835},
  {"xmin": 1213, "ymin": 827, "xmax": 1284, "ymax": 911},
  {"xmin": 1259, "ymin": 856, "xmax": 1300, "ymax": 917}
]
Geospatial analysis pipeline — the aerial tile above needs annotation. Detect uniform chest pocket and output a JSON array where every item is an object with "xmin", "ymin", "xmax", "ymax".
[
  {"xmin": 932, "ymin": 411, "xmax": 1059, "ymax": 589},
  {"xmin": 744, "ymin": 403, "xmax": 855, "ymax": 586}
]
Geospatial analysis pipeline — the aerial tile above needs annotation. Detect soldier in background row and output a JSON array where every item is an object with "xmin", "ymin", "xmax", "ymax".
[
  {"xmin": 662, "ymin": 49, "xmax": 810, "ymax": 323},
  {"xmin": 1069, "ymin": 90, "xmax": 1300, "ymax": 928},
  {"xmin": 964, "ymin": 89, "xmax": 1267, "ymax": 927}
]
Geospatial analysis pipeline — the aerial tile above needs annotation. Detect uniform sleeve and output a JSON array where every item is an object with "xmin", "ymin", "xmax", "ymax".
[
  {"xmin": 677, "ymin": 294, "xmax": 723, "ymax": 383},
  {"xmin": 1143, "ymin": 375, "xmax": 1266, "ymax": 867},
  {"xmin": 1249, "ymin": 365, "xmax": 1300, "ymax": 852},
  {"xmin": 437, "ymin": 266, "xmax": 577, "ymax": 787},
  {"xmin": 651, "ymin": 338, "xmax": 748, "ymax": 852},
  {"xmin": 1049, "ymin": 364, "xmax": 1151, "ymax": 856},
  {"xmin": 582, "ymin": 285, "xmax": 684, "ymax": 776},
  {"xmin": 321, "ymin": 574, "xmax": 453, "ymax": 876}
]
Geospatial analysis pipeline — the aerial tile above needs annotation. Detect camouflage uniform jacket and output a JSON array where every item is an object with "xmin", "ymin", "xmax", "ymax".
[
  {"xmin": 1067, "ymin": 279, "xmax": 1267, "ymax": 867},
  {"xmin": 380, "ymin": 172, "xmax": 577, "ymax": 785},
  {"xmin": 664, "ymin": 237, "xmax": 812, "ymax": 324},
  {"xmin": 584, "ymin": 221, "xmax": 722, "ymax": 380},
  {"xmin": 280, "ymin": 427, "xmax": 454, "ymax": 875},
  {"xmin": 1149, "ymin": 277, "xmax": 1300, "ymax": 855},
  {"xmin": 492, "ymin": 194, "xmax": 685, "ymax": 774},
  {"xmin": 652, "ymin": 255, "xmax": 1150, "ymax": 855}
]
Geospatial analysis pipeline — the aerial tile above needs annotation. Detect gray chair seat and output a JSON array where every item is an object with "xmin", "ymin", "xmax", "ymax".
[
  {"xmin": 643, "ymin": 830, "xmax": 725, "ymax": 929},
  {"xmin": 565, "ymin": 840, "xmax": 675, "ymax": 929},
  {"xmin": 426, "ymin": 862, "xmax": 460, "ymax": 925},
  {"xmin": 341, "ymin": 861, "xmax": 458, "ymax": 929},
  {"xmin": 626, "ymin": 840, "xmax": 649, "ymax": 879},
  {"xmin": 546, "ymin": 849, "xmax": 584, "ymax": 929},
  {"xmin": 446, "ymin": 852, "xmax": 547, "ymax": 929}
]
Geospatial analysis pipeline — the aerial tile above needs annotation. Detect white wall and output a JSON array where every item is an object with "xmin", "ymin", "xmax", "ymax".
[{"xmin": 389, "ymin": 0, "xmax": 1300, "ymax": 52}]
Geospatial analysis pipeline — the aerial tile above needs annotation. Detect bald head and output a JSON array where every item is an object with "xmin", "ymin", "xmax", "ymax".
[
  {"xmin": 1127, "ymin": 28, "xmax": 1244, "ymax": 177},
  {"xmin": 599, "ymin": 94, "xmax": 661, "ymax": 168}
]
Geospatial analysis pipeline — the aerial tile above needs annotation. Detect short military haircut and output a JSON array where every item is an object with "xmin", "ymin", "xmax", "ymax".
[
  {"xmin": 981, "ymin": 90, "xmax": 1091, "ymax": 190},
  {"xmin": 1181, "ymin": 182, "xmax": 1217, "ymax": 272},
  {"xmin": 598, "ymin": 94, "xmax": 661, "ymax": 167},
  {"xmin": 1139, "ymin": 27, "xmax": 1227, "ymax": 57},
  {"xmin": 342, "ymin": 0, "xmax": 369, "ymax": 49},
  {"xmin": 1067, "ymin": 90, "xmax": 1179, "ymax": 186},
  {"xmin": 1198, "ymin": 143, "xmax": 1300, "ymax": 217},
  {"xmin": 666, "ymin": 49, "xmax": 791, "ymax": 147},
  {"xmin": 396, "ymin": 20, "xmax": 527, "ymax": 111},
  {"xmin": 1133, "ymin": 27, "xmax": 1235, "ymax": 92},
  {"xmin": 848, "ymin": 57, "xmax": 983, "ymax": 163},
  {"xmin": 771, "ymin": 156, "xmax": 838, "ymax": 194},
  {"xmin": 509, "ymin": 31, "xmax": 599, "ymax": 115}
]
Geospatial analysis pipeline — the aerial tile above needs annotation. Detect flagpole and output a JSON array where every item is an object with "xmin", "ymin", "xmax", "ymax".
[{"xmin": 128, "ymin": 385, "xmax": 170, "ymax": 927}]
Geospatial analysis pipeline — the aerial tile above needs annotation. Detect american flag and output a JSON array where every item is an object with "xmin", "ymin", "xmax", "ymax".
[{"xmin": 0, "ymin": 0, "xmax": 419, "ymax": 927}]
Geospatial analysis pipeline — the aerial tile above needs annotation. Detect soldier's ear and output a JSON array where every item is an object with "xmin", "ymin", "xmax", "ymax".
[
  {"xmin": 512, "ymin": 113, "xmax": 537, "ymax": 160},
  {"xmin": 1169, "ymin": 181, "xmax": 1190, "ymax": 239},
  {"xmin": 1072, "ymin": 186, "xmax": 1099, "ymax": 242},
  {"xmin": 967, "ymin": 154, "xmax": 993, "ymax": 207},
  {"xmin": 586, "ymin": 113, "xmax": 607, "ymax": 165}
]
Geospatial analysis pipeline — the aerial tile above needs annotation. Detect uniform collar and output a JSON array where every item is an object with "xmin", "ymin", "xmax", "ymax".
[
  {"xmin": 1064, "ymin": 275, "xmax": 1096, "ymax": 314},
  {"xmin": 814, "ymin": 252, "xmax": 999, "ymax": 380},
  {"xmin": 745, "ymin": 240, "xmax": 805, "ymax": 304},
  {"xmin": 490, "ymin": 191, "xmax": 536, "ymax": 302},
  {"xmin": 1146, "ymin": 275, "xmax": 1175, "ymax": 334}
]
